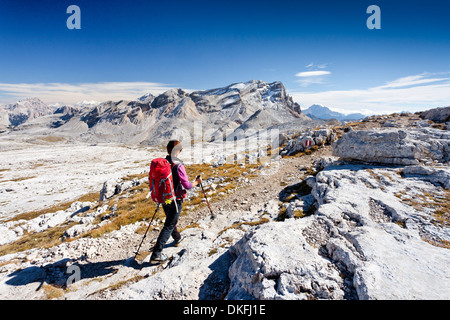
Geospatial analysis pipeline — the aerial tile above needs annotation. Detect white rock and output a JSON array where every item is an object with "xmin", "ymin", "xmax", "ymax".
[
  {"xmin": 227, "ymin": 218, "xmax": 345, "ymax": 300},
  {"xmin": 64, "ymin": 224, "xmax": 92, "ymax": 238},
  {"xmin": 401, "ymin": 165, "xmax": 450, "ymax": 189},
  {"xmin": 311, "ymin": 163, "xmax": 450, "ymax": 299},
  {"xmin": 99, "ymin": 178, "xmax": 121, "ymax": 202},
  {"xmin": 283, "ymin": 128, "xmax": 336, "ymax": 155},
  {"xmin": 0, "ymin": 225, "xmax": 18, "ymax": 246},
  {"xmin": 420, "ymin": 106, "xmax": 450, "ymax": 123},
  {"xmin": 333, "ymin": 128, "xmax": 450, "ymax": 165}
]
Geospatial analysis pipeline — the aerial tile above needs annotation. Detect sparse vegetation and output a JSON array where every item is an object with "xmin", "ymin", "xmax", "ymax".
[
  {"xmin": 183, "ymin": 161, "xmax": 261, "ymax": 209},
  {"xmin": 42, "ymin": 283, "xmax": 65, "ymax": 300},
  {"xmin": 0, "ymin": 175, "xmax": 36, "ymax": 183},
  {"xmin": 4, "ymin": 192, "xmax": 100, "ymax": 223},
  {"xmin": 218, "ymin": 217, "xmax": 270, "ymax": 236},
  {"xmin": 0, "ymin": 223, "xmax": 76, "ymax": 256},
  {"xmin": 277, "ymin": 179, "xmax": 315, "ymax": 221},
  {"xmin": 0, "ymin": 159, "xmax": 266, "ymax": 257},
  {"xmin": 398, "ymin": 189, "xmax": 449, "ymax": 226},
  {"xmin": 84, "ymin": 181, "xmax": 158, "ymax": 238},
  {"xmin": 37, "ymin": 136, "xmax": 66, "ymax": 143},
  {"xmin": 394, "ymin": 188, "xmax": 449, "ymax": 248}
]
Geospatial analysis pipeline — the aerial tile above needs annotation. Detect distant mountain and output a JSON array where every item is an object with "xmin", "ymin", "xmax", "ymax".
[
  {"xmin": 303, "ymin": 104, "xmax": 365, "ymax": 121},
  {"xmin": 0, "ymin": 97, "xmax": 56, "ymax": 128},
  {"xmin": 1, "ymin": 80, "xmax": 313, "ymax": 145}
]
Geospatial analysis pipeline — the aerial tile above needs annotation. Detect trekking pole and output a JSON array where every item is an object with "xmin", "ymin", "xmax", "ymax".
[
  {"xmin": 197, "ymin": 175, "xmax": 215, "ymax": 220},
  {"xmin": 134, "ymin": 203, "xmax": 160, "ymax": 260}
]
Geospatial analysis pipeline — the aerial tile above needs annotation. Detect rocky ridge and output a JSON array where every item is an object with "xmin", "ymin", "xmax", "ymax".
[{"xmin": 0, "ymin": 80, "xmax": 312, "ymax": 146}]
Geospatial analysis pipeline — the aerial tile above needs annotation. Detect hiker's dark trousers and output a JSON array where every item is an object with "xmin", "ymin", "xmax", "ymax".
[{"xmin": 153, "ymin": 199, "xmax": 182, "ymax": 254}]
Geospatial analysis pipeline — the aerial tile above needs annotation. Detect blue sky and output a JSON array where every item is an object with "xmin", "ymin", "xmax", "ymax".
[{"xmin": 0, "ymin": 0, "xmax": 449, "ymax": 114}]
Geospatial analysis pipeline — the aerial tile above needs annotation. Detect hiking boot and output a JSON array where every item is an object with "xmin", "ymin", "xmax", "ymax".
[
  {"xmin": 150, "ymin": 252, "xmax": 168, "ymax": 265},
  {"xmin": 174, "ymin": 235, "xmax": 185, "ymax": 247}
]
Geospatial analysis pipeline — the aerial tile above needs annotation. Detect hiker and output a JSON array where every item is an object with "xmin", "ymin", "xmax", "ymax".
[{"xmin": 149, "ymin": 140, "xmax": 202, "ymax": 264}]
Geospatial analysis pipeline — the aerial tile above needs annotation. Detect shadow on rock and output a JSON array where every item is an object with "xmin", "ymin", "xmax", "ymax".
[
  {"xmin": 198, "ymin": 251, "xmax": 233, "ymax": 300},
  {"xmin": 5, "ymin": 256, "xmax": 144, "ymax": 291}
]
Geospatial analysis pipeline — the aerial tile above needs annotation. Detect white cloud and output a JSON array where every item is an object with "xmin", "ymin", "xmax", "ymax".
[
  {"xmin": 305, "ymin": 62, "xmax": 328, "ymax": 69},
  {"xmin": 295, "ymin": 71, "xmax": 331, "ymax": 77},
  {"xmin": 295, "ymin": 70, "xmax": 331, "ymax": 87},
  {"xmin": 375, "ymin": 74, "xmax": 450, "ymax": 89},
  {"xmin": 295, "ymin": 77, "xmax": 327, "ymax": 87},
  {"xmin": 289, "ymin": 73, "xmax": 450, "ymax": 115},
  {"xmin": 0, "ymin": 81, "xmax": 176, "ymax": 105}
]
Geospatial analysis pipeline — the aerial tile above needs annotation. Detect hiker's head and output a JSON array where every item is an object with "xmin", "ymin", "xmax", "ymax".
[{"xmin": 167, "ymin": 140, "xmax": 182, "ymax": 157}]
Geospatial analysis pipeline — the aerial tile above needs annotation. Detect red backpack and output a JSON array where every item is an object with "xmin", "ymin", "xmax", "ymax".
[{"xmin": 148, "ymin": 158, "xmax": 177, "ymax": 206}]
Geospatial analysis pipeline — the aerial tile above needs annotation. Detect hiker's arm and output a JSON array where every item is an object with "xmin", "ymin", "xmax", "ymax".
[{"xmin": 177, "ymin": 164, "xmax": 194, "ymax": 189}]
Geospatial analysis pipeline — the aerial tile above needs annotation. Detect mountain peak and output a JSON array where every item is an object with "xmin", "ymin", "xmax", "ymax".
[
  {"xmin": 137, "ymin": 93, "xmax": 155, "ymax": 103},
  {"xmin": 304, "ymin": 104, "xmax": 365, "ymax": 121}
]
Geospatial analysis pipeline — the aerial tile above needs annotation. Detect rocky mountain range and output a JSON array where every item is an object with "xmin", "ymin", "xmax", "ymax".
[
  {"xmin": 0, "ymin": 80, "xmax": 311, "ymax": 145},
  {"xmin": 303, "ymin": 104, "xmax": 366, "ymax": 121}
]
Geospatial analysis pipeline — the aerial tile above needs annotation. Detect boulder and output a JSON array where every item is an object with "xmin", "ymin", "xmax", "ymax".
[
  {"xmin": 227, "ymin": 218, "xmax": 345, "ymax": 300},
  {"xmin": 283, "ymin": 128, "xmax": 336, "ymax": 155},
  {"xmin": 99, "ymin": 177, "xmax": 145, "ymax": 202},
  {"xmin": 99, "ymin": 178, "xmax": 120, "ymax": 202},
  {"xmin": 332, "ymin": 128, "xmax": 450, "ymax": 165},
  {"xmin": 420, "ymin": 106, "xmax": 450, "ymax": 123},
  {"xmin": 64, "ymin": 224, "xmax": 92, "ymax": 238}
]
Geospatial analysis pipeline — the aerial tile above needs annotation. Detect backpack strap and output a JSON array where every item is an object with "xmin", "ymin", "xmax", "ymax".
[{"xmin": 166, "ymin": 155, "xmax": 185, "ymax": 199}]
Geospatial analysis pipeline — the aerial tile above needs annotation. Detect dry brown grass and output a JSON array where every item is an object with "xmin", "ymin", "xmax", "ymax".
[
  {"xmin": 0, "ymin": 223, "xmax": 76, "ymax": 256},
  {"xmin": 42, "ymin": 284, "xmax": 65, "ymax": 300},
  {"xmin": 37, "ymin": 136, "xmax": 66, "ymax": 143},
  {"xmin": 218, "ymin": 217, "xmax": 270, "ymax": 236},
  {"xmin": 0, "ymin": 192, "xmax": 101, "ymax": 256},
  {"xmin": 4, "ymin": 192, "xmax": 100, "ymax": 223},
  {"xmin": 84, "ymin": 181, "xmax": 158, "ymax": 238},
  {"xmin": 0, "ymin": 160, "xmax": 264, "ymax": 256},
  {"xmin": 396, "ymin": 189, "xmax": 449, "ymax": 248},
  {"xmin": 85, "ymin": 161, "xmax": 262, "ymax": 239},
  {"xmin": 0, "ymin": 175, "xmax": 36, "ymax": 183},
  {"xmin": 183, "ymin": 162, "xmax": 260, "ymax": 207},
  {"xmin": 281, "ymin": 143, "xmax": 320, "ymax": 159},
  {"xmin": 399, "ymin": 190, "xmax": 450, "ymax": 227}
]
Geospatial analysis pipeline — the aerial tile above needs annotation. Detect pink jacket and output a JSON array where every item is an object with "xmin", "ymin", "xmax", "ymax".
[
  {"xmin": 176, "ymin": 163, "xmax": 193, "ymax": 190},
  {"xmin": 166, "ymin": 155, "xmax": 193, "ymax": 199}
]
